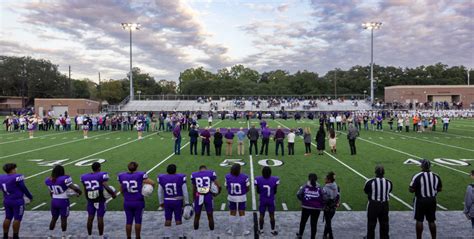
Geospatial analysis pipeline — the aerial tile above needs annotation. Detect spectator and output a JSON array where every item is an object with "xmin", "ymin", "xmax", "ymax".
[
  {"xmin": 323, "ymin": 172, "xmax": 340, "ymax": 239},
  {"xmin": 200, "ymin": 127, "xmax": 211, "ymax": 156},
  {"xmin": 287, "ymin": 129, "xmax": 296, "ymax": 155},
  {"xmin": 328, "ymin": 128, "xmax": 337, "ymax": 154},
  {"xmin": 347, "ymin": 123, "xmax": 359, "ymax": 155},
  {"xmin": 247, "ymin": 125, "xmax": 259, "ymax": 156},
  {"xmin": 260, "ymin": 126, "xmax": 271, "ymax": 156},
  {"xmin": 463, "ymin": 170, "xmax": 474, "ymax": 229},
  {"xmin": 188, "ymin": 126, "xmax": 199, "ymax": 155},
  {"xmin": 296, "ymin": 173, "xmax": 325, "ymax": 239},
  {"xmin": 236, "ymin": 128, "xmax": 246, "ymax": 156},
  {"xmin": 303, "ymin": 127, "xmax": 312, "ymax": 156},
  {"xmin": 274, "ymin": 126, "xmax": 285, "ymax": 156},
  {"xmin": 173, "ymin": 123, "xmax": 181, "ymax": 155},
  {"xmin": 213, "ymin": 128, "xmax": 223, "ymax": 156},
  {"xmin": 315, "ymin": 125, "xmax": 326, "ymax": 155},
  {"xmin": 224, "ymin": 128, "xmax": 234, "ymax": 156}
]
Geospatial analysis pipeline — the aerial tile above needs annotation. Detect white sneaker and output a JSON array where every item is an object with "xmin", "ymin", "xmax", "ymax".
[{"xmin": 243, "ymin": 230, "xmax": 251, "ymax": 235}]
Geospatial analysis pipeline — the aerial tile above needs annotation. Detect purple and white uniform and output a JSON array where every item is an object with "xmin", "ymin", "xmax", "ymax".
[
  {"xmin": 0, "ymin": 174, "xmax": 32, "ymax": 221},
  {"xmin": 157, "ymin": 174, "xmax": 189, "ymax": 222},
  {"xmin": 191, "ymin": 170, "xmax": 216, "ymax": 214},
  {"xmin": 80, "ymin": 172, "xmax": 109, "ymax": 217},
  {"xmin": 118, "ymin": 171, "xmax": 147, "ymax": 224},
  {"xmin": 255, "ymin": 176, "xmax": 279, "ymax": 214},
  {"xmin": 45, "ymin": 175, "xmax": 73, "ymax": 218},
  {"xmin": 225, "ymin": 173, "xmax": 249, "ymax": 211}
]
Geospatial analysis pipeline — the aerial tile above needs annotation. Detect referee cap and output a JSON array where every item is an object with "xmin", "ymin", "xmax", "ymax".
[{"xmin": 420, "ymin": 159, "xmax": 431, "ymax": 170}]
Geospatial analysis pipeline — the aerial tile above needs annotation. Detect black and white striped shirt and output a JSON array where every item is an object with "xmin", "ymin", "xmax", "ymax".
[
  {"xmin": 410, "ymin": 171, "xmax": 442, "ymax": 198},
  {"xmin": 364, "ymin": 177, "xmax": 393, "ymax": 202}
]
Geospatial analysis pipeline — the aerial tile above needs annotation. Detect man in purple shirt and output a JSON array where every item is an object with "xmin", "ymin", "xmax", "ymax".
[
  {"xmin": 274, "ymin": 126, "xmax": 285, "ymax": 156},
  {"xmin": 45, "ymin": 165, "xmax": 82, "ymax": 238},
  {"xmin": 200, "ymin": 127, "xmax": 211, "ymax": 156},
  {"xmin": 260, "ymin": 119, "xmax": 267, "ymax": 129},
  {"xmin": 118, "ymin": 162, "xmax": 154, "ymax": 239},
  {"xmin": 158, "ymin": 164, "xmax": 189, "ymax": 237},
  {"xmin": 255, "ymin": 166, "xmax": 280, "ymax": 236},
  {"xmin": 80, "ymin": 162, "xmax": 116, "ymax": 238},
  {"xmin": 191, "ymin": 165, "xmax": 221, "ymax": 231},
  {"xmin": 173, "ymin": 122, "xmax": 182, "ymax": 155},
  {"xmin": 225, "ymin": 164, "xmax": 250, "ymax": 236},
  {"xmin": 224, "ymin": 128, "xmax": 234, "ymax": 156},
  {"xmin": 260, "ymin": 127, "xmax": 272, "ymax": 156},
  {"xmin": 0, "ymin": 163, "xmax": 33, "ymax": 239}
]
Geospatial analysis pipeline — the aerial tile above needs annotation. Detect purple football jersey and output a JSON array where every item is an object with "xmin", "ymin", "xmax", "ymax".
[
  {"xmin": 158, "ymin": 174, "xmax": 186, "ymax": 199},
  {"xmin": 45, "ymin": 175, "xmax": 73, "ymax": 199},
  {"xmin": 225, "ymin": 173, "xmax": 249, "ymax": 196},
  {"xmin": 255, "ymin": 176, "xmax": 280, "ymax": 201},
  {"xmin": 0, "ymin": 174, "xmax": 27, "ymax": 202},
  {"xmin": 191, "ymin": 170, "xmax": 216, "ymax": 189},
  {"xmin": 118, "ymin": 171, "xmax": 148, "ymax": 201},
  {"xmin": 81, "ymin": 172, "xmax": 109, "ymax": 201}
]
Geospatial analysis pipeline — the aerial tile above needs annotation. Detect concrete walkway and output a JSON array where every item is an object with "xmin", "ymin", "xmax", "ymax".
[{"xmin": 0, "ymin": 211, "xmax": 472, "ymax": 238}]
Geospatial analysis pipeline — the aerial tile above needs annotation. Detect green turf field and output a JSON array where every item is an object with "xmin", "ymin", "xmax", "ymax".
[{"xmin": 0, "ymin": 118, "xmax": 473, "ymax": 212}]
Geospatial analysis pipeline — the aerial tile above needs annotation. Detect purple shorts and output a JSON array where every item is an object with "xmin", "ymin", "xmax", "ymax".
[
  {"xmin": 51, "ymin": 199, "xmax": 70, "ymax": 218},
  {"xmin": 124, "ymin": 201, "xmax": 144, "ymax": 225},
  {"xmin": 194, "ymin": 194, "xmax": 213, "ymax": 214},
  {"xmin": 87, "ymin": 201, "xmax": 106, "ymax": 217},
  {"xmin": 259, "ymin": 199, "xmax": 275, "ymax": 214},
  {"xmin": 3, "ymin": 200, "xmax": 25, "ymax": 221},
  {"xmin": 228, "ymin": 201, "xmax": 246, "ymax": 211},
  {"xmin": 164, "ymin": 200, "xmax": 183, "ymax": 222}
]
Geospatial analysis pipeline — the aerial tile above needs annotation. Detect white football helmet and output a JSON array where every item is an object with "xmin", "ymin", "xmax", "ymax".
[
  {"xmin": 210, "ymin": 182, "xmax": 219, "ymax": 195},
  {"xmin": 103, "ymin": 186, "xmax": 116, "ymax": 199},
  {"xmin": 183, "ymin": 204, "xmax": 194, "ymax": 220},
  {"xmin": 66, "ymin": 184, "xmax": 80, "ymax": 197},
  {"xmin": 142, "ymin": 184, "xmax": 154, "ymax": 197}
]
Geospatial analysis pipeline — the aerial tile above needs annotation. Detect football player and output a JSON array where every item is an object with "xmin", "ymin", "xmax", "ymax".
[
  {"xmin": 80, "ymin": 162, "xmax": 116, "ymax": 238},
  {"xmin": 45, "ymin": 165, "xmax": 82, "ymax": 238},
  {"xmin": 157, "ymin": 164, "xmax": 189, "ymax": 237},
  {"xmin": 255, "ymin": 166, "xmax": 279, "ymax": 236},
  {"xmin": 118, "ymin": 162, "xmax": 154, "ymax": 239},
  {"xmin": 191, "ymin": 165, "xmax": 221, "ymax": 231},
  {"xmin": 225, "ymin": 163, "xmax": 250, "ymax": 236},
  {"xmin": 0, "ymin": 163, "xmax": 33, "ymax": 239}
]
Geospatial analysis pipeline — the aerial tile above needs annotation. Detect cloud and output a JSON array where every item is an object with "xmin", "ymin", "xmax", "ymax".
[{"xmin": 1, "ymin": 0, "xmax": 231, "ymax": 81}]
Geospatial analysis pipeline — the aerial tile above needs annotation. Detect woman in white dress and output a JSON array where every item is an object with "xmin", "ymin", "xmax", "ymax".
[{"xmin": 328, "ymin": 128, "xmax": 337, "ymax": 154}]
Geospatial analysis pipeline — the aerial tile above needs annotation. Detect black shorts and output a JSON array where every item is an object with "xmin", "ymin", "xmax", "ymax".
[{"xmin": 414, "ymin": 197, "xmax": 436, "ymax": 222}]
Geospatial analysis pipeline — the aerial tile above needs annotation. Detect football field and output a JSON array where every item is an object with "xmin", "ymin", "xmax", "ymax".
[{"xmin": 0, "ymin": 118, "xmax": 472, "ymax": 213}]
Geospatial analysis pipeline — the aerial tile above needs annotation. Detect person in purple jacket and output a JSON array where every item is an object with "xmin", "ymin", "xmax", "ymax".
[
  {"xmin": 0, "ymin": 163, "xmax": 33, "ymax": 239},
  {"xmin": 118, "ymin": 162, "xmax": 154, "ymax": 239},
  {"xmin": 225, "ymin": 164, "xmax": 250, "ymax": 236},
  {"xmin": 255, "ymin": 166, "xmax": 280, "ymax": 236},
  {"xmin": 200, "ymin": 127, "xmax": 211, "ymax": 156},
  {"xmin": 260, "ymin": 126, "xmax": 272, "ymax": 156},
  {"xmin": 274, "ymin": 126, "xmax": 285, "ymax": 156},
  {"xmin": 296, "ymin": 173, "xmax": 326, "ymax": 239},
  {"xmin": 224, "ymin": 127, "xmax": 234, "ymax": 156},
  {"xmin": 173, "ymin": 122, "xmax": 182, "ymax": 155},
  {"xmin": 158, "ymin": 164, "xmax": 189, "ymax": 237},
  {"xmin": 260, "ymin": 119, "xmax": 267, "ymax": 129},
  {"xmin": 191, "ymin": 165, "xmax": 221, "ymax": 231},
  {"xmin": 45, "ymin": 165, "xmax": 82, "ymax": 239},
  {"xmin": 80, "ymin": 162, "xmax": 116, "ymax": 238}
]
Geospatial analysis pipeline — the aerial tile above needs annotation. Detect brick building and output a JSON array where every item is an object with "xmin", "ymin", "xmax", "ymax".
[
  {"xmin": 384, "ymin": 85, "xmax": 474, "ymax": 109},
  {"xmin": 34, "ymin": 98, "xmax": 100, "ymax": 117},
  {"xmin": 0, "ymin": 96, "xmax": 27, "ymax": 114}
]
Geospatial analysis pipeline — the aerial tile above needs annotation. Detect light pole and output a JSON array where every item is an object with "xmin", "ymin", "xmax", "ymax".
[
  {"xmin": 137, "ymin": 90, "xmax": 142, "ymax": 101},
  {"xmin": 362, "ymin": 22, "xmax": 382, "ymax": 104},
  {"xmin": 122, "ymin": 23, "xmax": 141, "ymax": 101},
  {"xmin": 468, "ymin": 69, "xmax": 471, "ymax": 85}
]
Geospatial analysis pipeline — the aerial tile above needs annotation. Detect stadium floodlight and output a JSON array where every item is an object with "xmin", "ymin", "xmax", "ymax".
[
  {"xmin": 121, "ymin": 23, "xmax": 141, "ymax": 101},
  {"xmin": 362, "ymin": 22, "xmax": 382, "ymax": 104}
]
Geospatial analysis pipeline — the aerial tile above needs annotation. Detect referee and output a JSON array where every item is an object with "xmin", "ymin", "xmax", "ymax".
[
  {"xmin": 409, "ymin": 159, "xmax": 442, "ymax": 239},
  {"xmin": 364, "ymin": 165, "xmax": 392, "ymax": 239}
]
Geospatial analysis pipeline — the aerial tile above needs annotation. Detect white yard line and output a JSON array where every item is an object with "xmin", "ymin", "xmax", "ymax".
[
  {"xmin": 247, "ymin": 121, "xmax": 257, "ymax": 211},
  {"xmin": 276, "ymin": 120, "xmax": 414, "ymax": 210},
  {"xmin": 383, "ymin": 131, "xmax": 474, "ymax": 152},
  {"xmin": 70, "ymin": 202, "xmax": 77, "ymax": 208},
  {"xmin": 221, "ymin": 203, "xmax": 226, "ymax": 211},
  {"xmin": 0, "ymin": 131, "xmax": 116, "ymax": 159},
  {"xmin": 31, "ymin": 202, "xmax": 46, "ymax": 210},
  {"xmin": 0, "ymin": 131, "xmax": 74, "ymax": 145},
  {"xmin": 437, "ymin": 204, "xmax": 448, "ymax": 210},
  {"xmin": 146, "ymin": 142, "xmax": 190, "ymax": 174},
  {"xmin": 282, "ymin": 203, "xmax": 288, "ymax": 211},
  {"xmin": 25, "ymin": 133, "xmax": 153, "ymax": 180},
  {"xmin": 342, "ymin": 203, "xmax": 352, "ymax": 211},
  {"xmin": 432, "ymin": 131, "xmax": 474, "ymax": 139}
]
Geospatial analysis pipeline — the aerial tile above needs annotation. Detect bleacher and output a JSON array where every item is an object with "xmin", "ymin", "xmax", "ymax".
[{"xmin": 116, "ymin": 96, "xmax": 371, "ymax": 112}]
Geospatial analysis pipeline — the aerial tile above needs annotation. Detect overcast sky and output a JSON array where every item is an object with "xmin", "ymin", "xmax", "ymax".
[{"xmin": 1, "ymin": 0, "xmax": 473, "ymax": 82}]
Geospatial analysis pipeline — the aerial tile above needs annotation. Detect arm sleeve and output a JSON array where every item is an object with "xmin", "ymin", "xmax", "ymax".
[
  {"xmin": 18, "ymin": 180, "xmax": 33, "ymax": 200},
  {"xmin": 158, "ymin": 184, "xmax": 164, "ymax": 205},
  {"xmin": 463, "ymin": 185, "xmax": 472, "ymax": 215},
  {"xmin": 296, "ymin": 186, "xmax": 304, "ymax": 201},
  {"xmin": 364, "ymin": 180, "xmax": 371, "ymax": 195},
  {"xmin": 182, "ymin": 183, "xmax": 189, "ymax": 204}
]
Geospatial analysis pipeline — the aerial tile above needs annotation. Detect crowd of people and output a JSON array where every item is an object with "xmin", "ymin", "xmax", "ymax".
[{"xmin": 2, "ymin": 159, "xmax": 472, "ymax": 238}]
